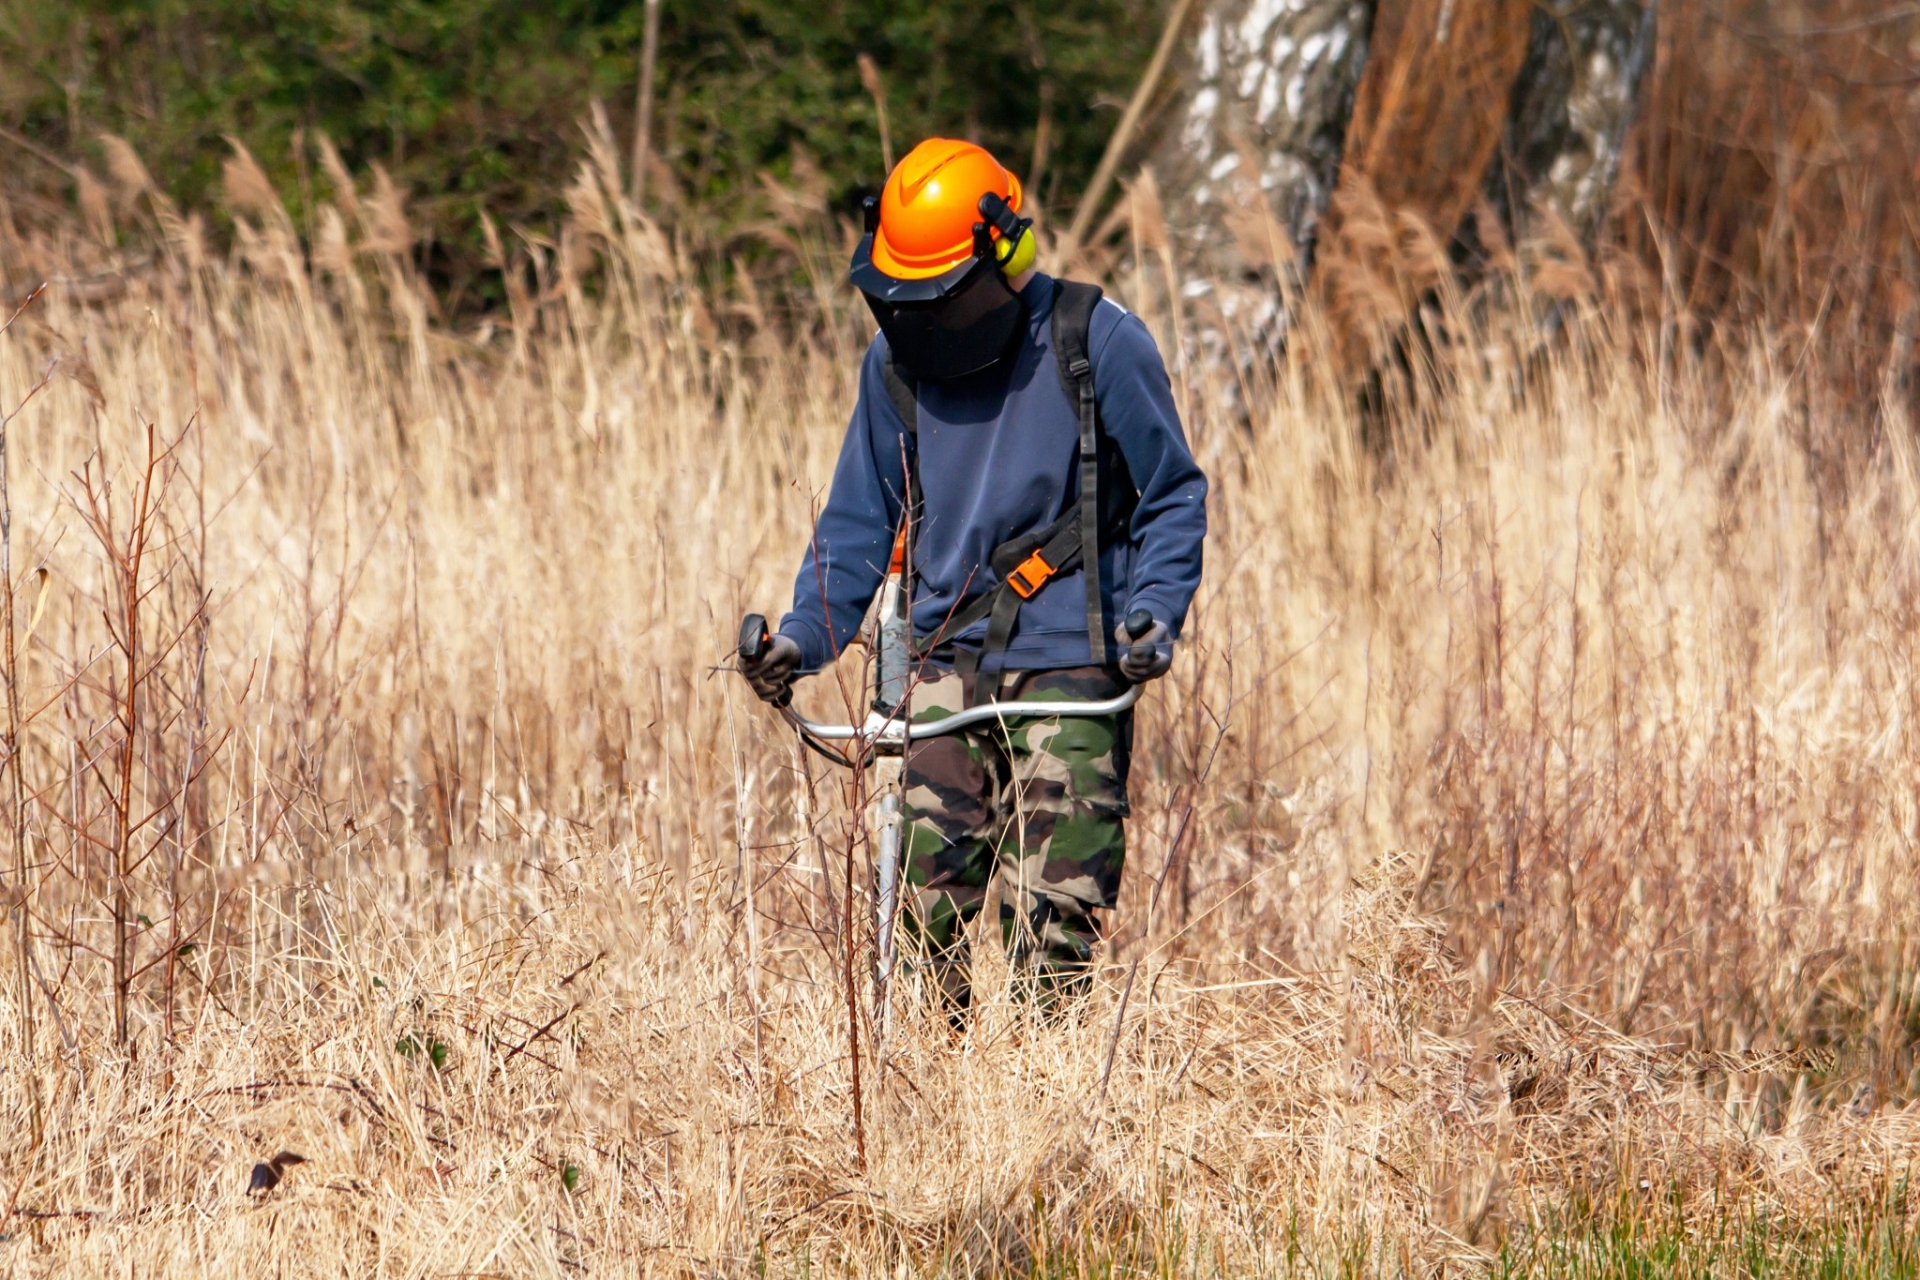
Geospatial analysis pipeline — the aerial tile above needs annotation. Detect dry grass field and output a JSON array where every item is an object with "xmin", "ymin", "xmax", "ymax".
[{"xmin": 0, "ymin": 140, "xmax": 1917, "ymax": 1276}]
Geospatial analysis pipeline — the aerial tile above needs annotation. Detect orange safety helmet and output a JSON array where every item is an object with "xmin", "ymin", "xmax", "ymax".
[
  {"xmin": 850, "ymin": 138, "xmax": 1037, "ymax": 381},
  {"xmin": 870, "ymin": 138, "xmax": 1024, "ymax": 280}
]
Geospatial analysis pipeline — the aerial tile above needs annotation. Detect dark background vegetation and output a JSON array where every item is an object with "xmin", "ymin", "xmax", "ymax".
[
  {"xmin": 2, "ymin": 0, "xmax": 1163, "ymax": 292},
  {"xmin": 5, "ymin": 0, "xmax": 1918, "ymax": 416}
]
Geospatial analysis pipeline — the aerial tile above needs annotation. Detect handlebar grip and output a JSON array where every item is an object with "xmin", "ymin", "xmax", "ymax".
[
  {"xmin": 1124, "ymin": 608, "xmax": 1157, "ymax": 666},
  {"xmin": 739, "ymin": 613, "xmax": 771, "ymax": 664}
]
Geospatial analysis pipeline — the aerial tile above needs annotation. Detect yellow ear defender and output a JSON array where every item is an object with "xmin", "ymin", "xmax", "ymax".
[
  {"xmin": 996, "ymin": 224, "xmax": 1037, "ymax": 277},
  {"xmin": 976, "ymin": 191, "xmax": 1037, "ymax": 279}
]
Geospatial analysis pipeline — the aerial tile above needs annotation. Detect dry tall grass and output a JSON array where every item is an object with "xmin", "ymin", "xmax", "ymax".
[{"xmin": 0, "ymin": 137, "xmax": 1917, "ymax": 1276}]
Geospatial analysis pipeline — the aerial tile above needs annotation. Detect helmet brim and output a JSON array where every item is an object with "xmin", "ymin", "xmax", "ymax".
[{"xmin": 849, "ymin": 235, "xmax": 986, "ymax": 303}]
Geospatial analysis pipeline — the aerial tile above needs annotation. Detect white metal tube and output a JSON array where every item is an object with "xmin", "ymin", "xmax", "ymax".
[
  {"xmin": 785, "ymin": 686, "xmax": 1141, "ymax": 749},
  {"xmin": 873, "ymin": 792, "xmax": 902, "ymax": 1031}
]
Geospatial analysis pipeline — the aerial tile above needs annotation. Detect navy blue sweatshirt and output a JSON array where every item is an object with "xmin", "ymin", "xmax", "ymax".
[{"xmin": 780, "ymin": 273, "xmax": 1208, "ymax": 674}]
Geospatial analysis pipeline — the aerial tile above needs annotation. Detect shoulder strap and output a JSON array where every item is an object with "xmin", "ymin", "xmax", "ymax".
[
  {"xmin": 882, "ymin": 354, "xmax": 924, "ymax": 563},
  {"xmin": 1051, "ymin": 280, "xmax": 1108, "ymax": 666},
  {"xmin": 881, "ymin": 356, "xmax": 918, "ymax": 438}
]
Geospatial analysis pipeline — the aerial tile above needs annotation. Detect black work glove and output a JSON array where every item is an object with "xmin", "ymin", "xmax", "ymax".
[
  {"xmin": 740, "ymin": 633, "xmax": 802, "ymax": 704},
  {"xmin": 1115, "ymin": 618, "xmax": 1173, "ymax": 683}
]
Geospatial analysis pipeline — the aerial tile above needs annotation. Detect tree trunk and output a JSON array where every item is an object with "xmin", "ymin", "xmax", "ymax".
[
  {"xmin": 1148, "ymin": 0, "xmax": 1374, "ymax": 278},
  {"xmin": 1491, "ymin": 0, "xmax": 1651, "ymax": 241},
  {"xmin": 1310, "ymin": 0, "xmax": 1536, "ymax": 365},
  {"xmin": 1150, "ymin": 0, "xmax": 1651, "ymax": 291}
]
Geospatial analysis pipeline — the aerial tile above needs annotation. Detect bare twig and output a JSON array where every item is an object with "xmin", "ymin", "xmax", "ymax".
[{"xmin": 1063, "ymin": 0, "xmax": 1197, "ymax": 253}]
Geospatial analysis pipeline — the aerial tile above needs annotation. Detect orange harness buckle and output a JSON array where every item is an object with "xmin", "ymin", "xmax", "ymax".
[{"xmin": 1007, "ymin": 549, "xmax": 1056, "ymax": 599}]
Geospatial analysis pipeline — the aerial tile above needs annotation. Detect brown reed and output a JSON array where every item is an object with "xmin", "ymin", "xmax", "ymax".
[{"xmin": 0, "ymin": 128, "xmax": 1913, "ymax": 1274}]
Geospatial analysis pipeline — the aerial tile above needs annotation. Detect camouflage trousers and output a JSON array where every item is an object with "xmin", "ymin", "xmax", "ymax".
[{"xmin": 900, "ymin": 665, "xmax": 1132, "ymax": 1006}]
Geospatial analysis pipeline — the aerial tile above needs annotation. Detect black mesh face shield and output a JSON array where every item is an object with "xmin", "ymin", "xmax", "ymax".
[
  {"xmin": 856, "ymin": 255, "xmax": 1026, "ymax": 382},
  {"xmin": 849, "ymin": 202, "xmax": 1028, "ymax": 382}
]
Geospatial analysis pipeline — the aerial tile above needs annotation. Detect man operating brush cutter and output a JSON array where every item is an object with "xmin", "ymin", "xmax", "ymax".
[{"xmin": 740, "ymin": 137, "xmax": 1208, "ymax": 1014}]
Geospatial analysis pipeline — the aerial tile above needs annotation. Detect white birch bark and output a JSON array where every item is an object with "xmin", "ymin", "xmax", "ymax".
[
  {"xmin": 1150, "ymin": 0, "xmax": 1653, "ymax": 279},
  {"xmin": 1498, "ymin": 0, "xmax": 1651, "ymax": 240},
  {"xmin": 1153, "ymin": 0, "xmax": 1373, "ymax": 274}
]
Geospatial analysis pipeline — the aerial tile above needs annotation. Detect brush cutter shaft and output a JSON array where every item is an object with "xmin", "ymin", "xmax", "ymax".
[{"xmin": 873, "ymin": 790, "xmax": 902, "ymax": 1030}]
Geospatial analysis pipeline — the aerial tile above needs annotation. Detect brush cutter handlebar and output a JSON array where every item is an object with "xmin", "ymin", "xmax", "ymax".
[
  {"xmin": 785, "ymin": 687, "xmax": 1142, "ymax": 755},
  {"xmin": 737, "ymin": 611, "xmax": 1142, "ymax": 764}
]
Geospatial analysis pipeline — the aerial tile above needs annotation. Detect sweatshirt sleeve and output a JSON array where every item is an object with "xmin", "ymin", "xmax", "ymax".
[
  {"xmin": 778, "ymin": 339, "xmax": 910, "ymax": 671},
  {"xmin": 1090, "ymin": 306, "xmax": 1209, "ymax": 635}
]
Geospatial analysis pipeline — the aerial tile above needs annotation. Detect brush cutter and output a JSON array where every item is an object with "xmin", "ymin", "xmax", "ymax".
[{"xmin": 737, "ymin": 597, "xmax": 1155, "ymax": 1027}]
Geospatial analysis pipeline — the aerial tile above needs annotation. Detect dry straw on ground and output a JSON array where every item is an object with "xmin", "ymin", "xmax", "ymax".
[{"xmin": 0, "ymin": 131, "xmax": 1916, "ymax": 1275}]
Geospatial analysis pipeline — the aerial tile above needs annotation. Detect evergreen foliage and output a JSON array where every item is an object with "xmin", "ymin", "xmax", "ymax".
[{"xmin": 3, "ymin": 1, "xmax": 1164, "ymax": 279}]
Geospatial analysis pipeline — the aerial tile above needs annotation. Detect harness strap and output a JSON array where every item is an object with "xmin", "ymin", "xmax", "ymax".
[
  {"xmin": 1052, "ymin": 282, "xmax": 1109, "ymax": 667},
  {"xmin": 934, "ymin": 511, "xmax": 1086, "ymax": 704},
  {"xmin": 881, "ymin": 359, "xmax": 923, "ymax": 535}
]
